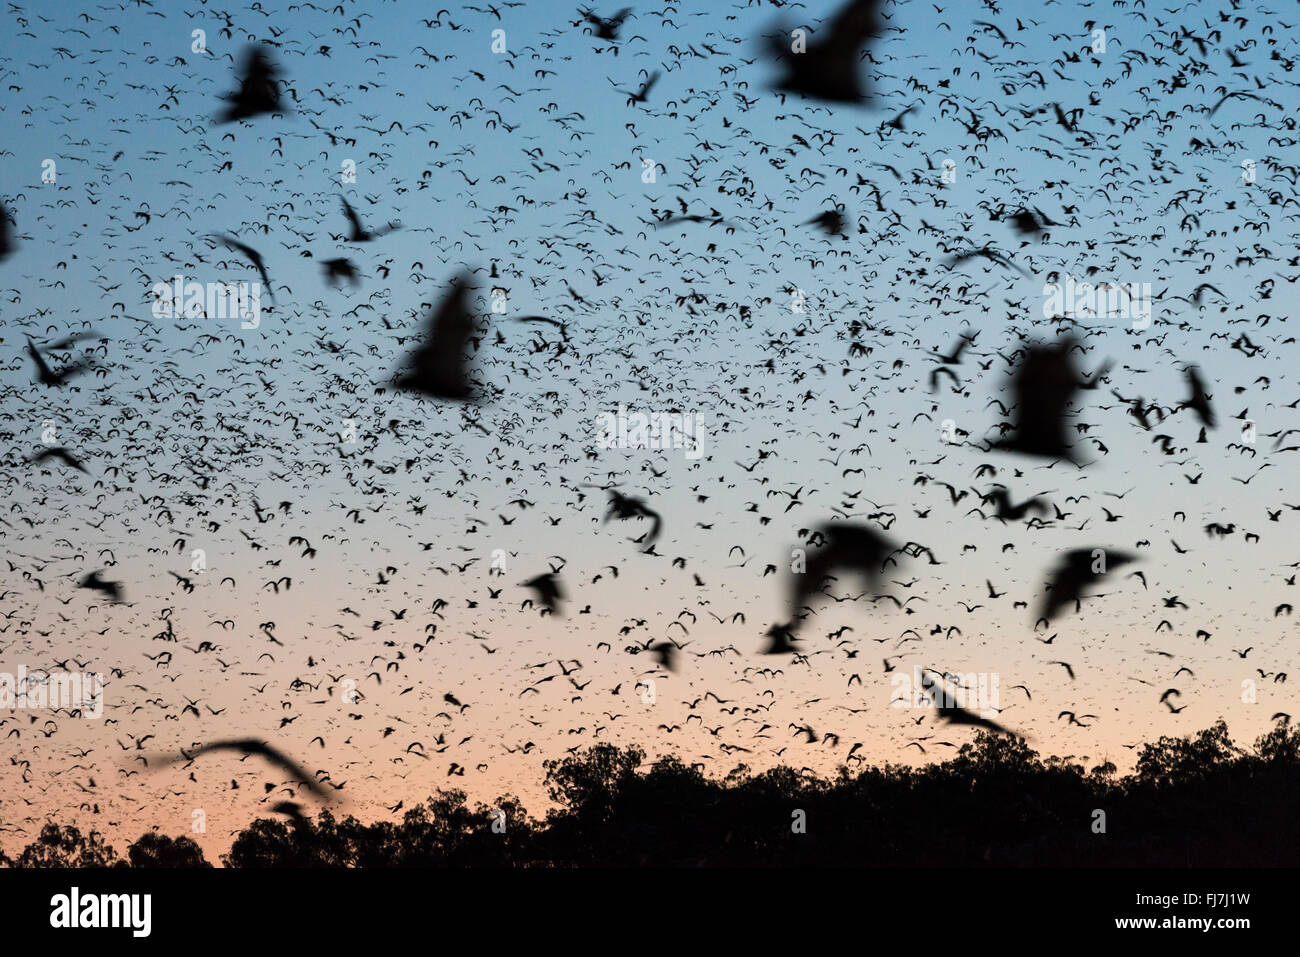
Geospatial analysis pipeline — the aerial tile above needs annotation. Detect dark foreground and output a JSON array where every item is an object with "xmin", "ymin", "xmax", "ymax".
[{"xmin": 4, "ymin": 719, "xmax": 1298, "ymax": 868}]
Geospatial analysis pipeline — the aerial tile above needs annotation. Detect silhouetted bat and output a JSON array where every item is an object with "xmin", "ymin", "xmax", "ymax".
[
  {"xmin": 395, "ymin": 272, "xmax": 481, "ymax": 401},
  {"xmin": 1037, "ymin": 548, "xmax": 1135, "ymax": 622},
  {"xmin": 217, "ymin": 45, "xmax": 289, "ymax": 123},
  {"xmin": 768, "ymin": 0, "xmax": 884, "ymax": 104}
]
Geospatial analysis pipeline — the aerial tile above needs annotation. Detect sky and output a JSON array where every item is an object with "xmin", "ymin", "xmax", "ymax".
[{"xmin": 0, "ymin": 0, "xmax": 1298, "ymax": 859}]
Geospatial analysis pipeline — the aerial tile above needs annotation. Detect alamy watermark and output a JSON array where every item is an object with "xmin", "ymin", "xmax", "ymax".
[
  {"xmin": 0, "ymin": 666, "xmax": 103, "ymax": 719},
  {"xmin": 595, "ymin": 404, "xmax": 706, "ymax": 460},
  {"xmin": 891, "ymin": 667, "xmax": 1000, "ymax": 719},
  {"xmin": 151, "ymin": 275, "xmax": 262, "ymax": 329},
  {"xmin": 1043, "ymin": 276, "xmax": 1152, "ymax": 330}
]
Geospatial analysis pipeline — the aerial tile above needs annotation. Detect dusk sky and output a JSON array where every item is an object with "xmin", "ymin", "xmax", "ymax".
[{"xmin": 1, "ymin": 0, "xmax": 1297, "ymax": 860}]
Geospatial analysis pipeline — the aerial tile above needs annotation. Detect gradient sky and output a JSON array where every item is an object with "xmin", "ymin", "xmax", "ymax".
[{"xmin": 1, "ymin": 0, "xmax": 1298, "ymax": 859}]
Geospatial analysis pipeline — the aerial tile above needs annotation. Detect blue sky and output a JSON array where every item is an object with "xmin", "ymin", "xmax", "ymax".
[{"xmin": 1, "ymin": 0, "xmax": 1298, "ymax": 853}]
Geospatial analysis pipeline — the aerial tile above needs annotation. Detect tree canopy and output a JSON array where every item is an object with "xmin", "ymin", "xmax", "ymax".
[{"xmin": 6, "ymin": 721, "xmax": 1298, "ymax": 867}]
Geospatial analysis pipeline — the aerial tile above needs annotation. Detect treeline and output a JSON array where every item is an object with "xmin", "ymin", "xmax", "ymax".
[{"xmin": 5, "ymin": 719, "xmax": 1299, "ymax": 867}]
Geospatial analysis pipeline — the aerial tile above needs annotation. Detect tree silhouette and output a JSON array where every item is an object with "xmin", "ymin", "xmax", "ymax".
[
  {"xmin": 126, "ymin": 832, "xmax": 211, "ymax": 867},
  {"xmin": 14, "ymin": 824, "xmax": 119, "ymax": 868},
  {"xmin": 8, "ymin": 721, "xmax": 1300, "ymax": 867},
  {"xmin": 222, "ymin": 794, "xmax": 535, "ymax": 867},
  {"xmin": 1134, "ymin": 718, "xmax": 1239, "ymax": 786}
]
